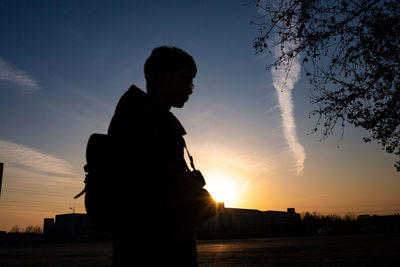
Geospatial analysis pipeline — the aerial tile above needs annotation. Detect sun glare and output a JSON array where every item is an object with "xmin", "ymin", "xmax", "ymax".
[{"xmin": 204, "ymin": 172, "xmax": 242, "ymax": 207}]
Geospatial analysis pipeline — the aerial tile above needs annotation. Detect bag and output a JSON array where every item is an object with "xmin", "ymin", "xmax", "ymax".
[{"xmin": 74, "ymin": 133, "xmax": 113, "ymax": 232}]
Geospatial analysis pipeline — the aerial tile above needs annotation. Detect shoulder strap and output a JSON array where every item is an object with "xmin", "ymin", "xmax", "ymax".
[{"xmin": 182, "ymin": 138, "xmax": 196, "ymax": 171}]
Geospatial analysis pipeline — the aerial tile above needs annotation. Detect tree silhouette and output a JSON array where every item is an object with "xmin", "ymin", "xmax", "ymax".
[
  {"xmin": 10, "ymin": 225, "xmax": 21, "ymax": 233},
  {"xmin": 25, "ymin": 225, "xmax": 42, "ymax": 234},
  {"xmin": 252, "ymin": 0, "xmax": 400, "ymax": 171}
]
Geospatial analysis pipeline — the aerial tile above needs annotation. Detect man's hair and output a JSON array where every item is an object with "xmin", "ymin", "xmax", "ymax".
[{"xmin": 144, "ymin": 46, "xmax": 197, "ymax": 93}]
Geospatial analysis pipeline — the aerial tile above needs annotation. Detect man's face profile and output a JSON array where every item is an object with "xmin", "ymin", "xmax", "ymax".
[
  {"xmin": 161, "ymin": 69, "xmax": 195, "ymax": 108},
  {"xmin": 145, "ymin": 46, "xmax": 197, "ymax": 110}
]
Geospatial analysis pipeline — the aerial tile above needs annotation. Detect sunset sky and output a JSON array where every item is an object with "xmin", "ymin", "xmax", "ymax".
[{"xmin": 1, "ymin": 0, "xmax": 399, "ymax": 231}]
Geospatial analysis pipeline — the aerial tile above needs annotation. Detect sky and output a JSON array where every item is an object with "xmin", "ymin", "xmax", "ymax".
[{"xmin": 0, "ymin": 0, "xmax": 399, "ymax": 231}]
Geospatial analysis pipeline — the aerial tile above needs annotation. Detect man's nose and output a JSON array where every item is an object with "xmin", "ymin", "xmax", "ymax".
[{"xmin": 188, "ymin": 82, "xmax": 194, "ymax": 94}]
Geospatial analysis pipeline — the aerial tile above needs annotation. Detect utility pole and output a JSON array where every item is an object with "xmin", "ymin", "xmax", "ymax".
[
  {"xmin": 0, "ymin": 162, "xmax": 4, "ymax": 198},
  {"xmin": 69, "ymin": 207, "xmax": 75, "ymax": 238}
]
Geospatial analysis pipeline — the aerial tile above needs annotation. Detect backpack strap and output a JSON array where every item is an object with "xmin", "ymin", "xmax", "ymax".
[
  {"xmin": 74, "ymin": 186, "xmax": 86, "ymax": 199},
  {"xmin": 74, "ymin": 164, "xmax": 89, "ymax": 199}
]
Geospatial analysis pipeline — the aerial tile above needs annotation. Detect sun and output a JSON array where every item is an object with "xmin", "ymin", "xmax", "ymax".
[{"xmin": 204, "ymin": 172, "xmax": 241, "ymax": 207}]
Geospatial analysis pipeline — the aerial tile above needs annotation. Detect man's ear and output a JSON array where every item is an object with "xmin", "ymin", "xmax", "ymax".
[
  {"xmin": 158, "ymin": 70, "xmax": 173, "ymax": 83},
  {"xmin": 152, "ymin": 70, "xmax": 174, "ymax": 97}
]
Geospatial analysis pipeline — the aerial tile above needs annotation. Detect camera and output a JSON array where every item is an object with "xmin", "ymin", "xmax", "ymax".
[{"xmin": 190, "ymin": 169, "xmax": 205, "ymax": 187}]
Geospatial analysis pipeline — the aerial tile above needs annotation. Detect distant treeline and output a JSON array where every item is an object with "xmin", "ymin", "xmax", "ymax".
[
  {"xmin": 299, "ymin": 212, "xmax": 400, "ymax": 236},
  {"xmin": 300, "ymin": 212, "xmax": 359, "ymax": 235},
  {"xmin": 7, "ymin": 225, "xmax": 42, "ymax": 234}
]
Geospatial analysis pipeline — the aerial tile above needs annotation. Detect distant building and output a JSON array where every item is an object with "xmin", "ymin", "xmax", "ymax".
[
  {"xmin": 43, "ymin": 218, "xmax": 55, "ymax": 236},
  {"xmin": 43, "ymin": 213, "xmax": 89, "ymax": 238},
  {"xmin": 44, "ymin": 206, "xmax": 303, "ymax": 239},
  {"xmin": 197, "ymin": 204, "xmax": 301, "ymax": 238}
]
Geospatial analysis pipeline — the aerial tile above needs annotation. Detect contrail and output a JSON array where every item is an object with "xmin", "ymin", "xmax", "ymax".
[
  {"xmin": 0, "ymin": 57, "xmax": 39, "ymax": 90},
  {"xmin": 0, "ymin": 139, "xmax": 77, "ymax": 178},
  {"xmin": 271, "ymin": 46, "xmax": 306, "ymax": 175},
  {"xmin": 254, "ymin": 1, "xmax": 306, "ymax": 175}
]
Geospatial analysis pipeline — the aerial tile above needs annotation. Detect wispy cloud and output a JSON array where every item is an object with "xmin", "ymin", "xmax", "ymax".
[
  {"xmin": 271, "ymin": 46, "xmax": 306, "ymax": 175},
  {"xmin": 241, "ymin": 180, "xmax": 250, "ymax": 193},
  {"xmin": 0, "ymin": 57, "xmax": 39, "ymax": 90},
  {"xmin": 0, "ymin": 139, "xmax": 77, "ymax": 178}
]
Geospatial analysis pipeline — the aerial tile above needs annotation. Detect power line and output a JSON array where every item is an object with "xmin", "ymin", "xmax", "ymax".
[
  {"xmin": 0, "ymin": 203, "xmax": 75, "ymax": 213},
  {"xmin": 1, "ymin": 188, "xmax": 73, "ymax": 198}
]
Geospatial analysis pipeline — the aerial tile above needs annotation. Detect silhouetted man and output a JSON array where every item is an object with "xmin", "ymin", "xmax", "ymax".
[{"xmin": 108, "ymin": 46, "xmax": 215, "ymax": 266}]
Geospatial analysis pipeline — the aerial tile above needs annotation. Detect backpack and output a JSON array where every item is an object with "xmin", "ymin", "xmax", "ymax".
[
  {"xmin": 74, "ymin": 133, "xmax": 113, "ymax": 232},
  {"xmin": 75, "ymin": 133, "xmax": 218, "ymax": 232}
]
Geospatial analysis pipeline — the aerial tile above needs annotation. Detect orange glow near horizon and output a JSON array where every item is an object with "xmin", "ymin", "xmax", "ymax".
[{"xmin": 204, "ymin": 171, "xmax": 249, "ymax": 208}]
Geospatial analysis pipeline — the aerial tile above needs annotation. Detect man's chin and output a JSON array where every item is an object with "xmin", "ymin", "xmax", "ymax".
[
  {"xmin": 172, "ymin": 102, "xmax": 185, "ymax": 108},
  {"xmin": 172, "ymin": 99, "xmax": 188, "ymax": 108}
]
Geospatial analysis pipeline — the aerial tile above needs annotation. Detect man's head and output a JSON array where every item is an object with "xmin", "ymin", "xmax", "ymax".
[{"xmin": 144, "ymin": 46, "xmax": 197, "ymax": 109}]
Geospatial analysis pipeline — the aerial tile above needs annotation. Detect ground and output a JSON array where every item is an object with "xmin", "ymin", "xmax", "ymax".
[{"xmin": 0, "ymin": 234, "xmax": 399, "ymax": 266}]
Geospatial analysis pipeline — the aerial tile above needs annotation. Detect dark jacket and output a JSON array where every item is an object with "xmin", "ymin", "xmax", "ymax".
[{"xmin": 108, "ymin": 85, "xmax": 199, "ymax": 266}]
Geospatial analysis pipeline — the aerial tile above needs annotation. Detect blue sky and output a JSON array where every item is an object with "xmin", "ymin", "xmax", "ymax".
[{"xmin": 0, "ymin": 0, "xmax": 399, "ymax": 230}]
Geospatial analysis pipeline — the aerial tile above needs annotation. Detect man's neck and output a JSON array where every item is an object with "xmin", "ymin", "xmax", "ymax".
[{"xmin": 148, "ymin": 90, "xmax": 171, "ymax": 111}]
